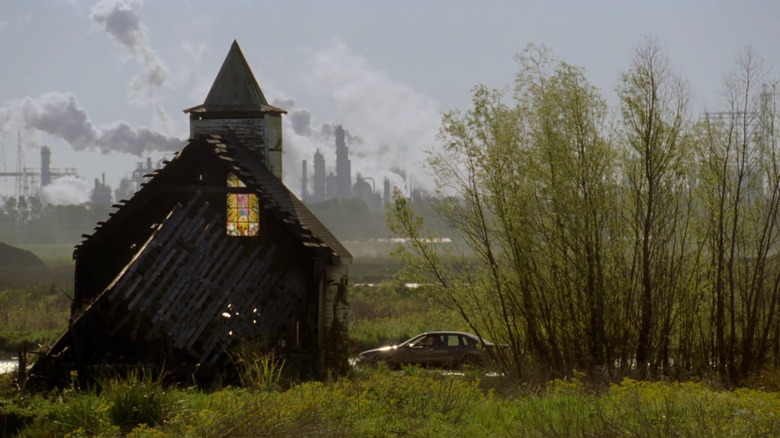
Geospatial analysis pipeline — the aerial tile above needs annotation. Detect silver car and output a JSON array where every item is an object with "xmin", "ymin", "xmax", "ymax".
[{"xmin": 356, "ymin": 331, "xmax": 495, "ymax": 369}]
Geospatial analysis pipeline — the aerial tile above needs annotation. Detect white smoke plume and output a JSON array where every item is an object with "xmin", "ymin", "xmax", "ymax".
[
  {"xmin": 2, "ymin": 92, "xmax": 182, "ymax": 155},
  {"xmin": 40, "ymin": 176, "xmax": 91, "ymax": 205},
  {"xmin": 280, "ymin": 38, "xmax": 441, "ymax": 198},
  {"xmin": 90, "ymin": 0, "xmax": 172, "ymax": 129}
]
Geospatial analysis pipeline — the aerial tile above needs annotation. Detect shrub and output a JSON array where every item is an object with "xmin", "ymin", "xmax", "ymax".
[
  {"xmin": 12, "ymin": 384, "xmax": 115, "ymax": 438},
  {"xmin": 100, "ymin": 371, "xmax": 176, "ymax": 435},
  {"xmin": 0, "ymin": 402, "xmax": 36, "ymax": 437}
]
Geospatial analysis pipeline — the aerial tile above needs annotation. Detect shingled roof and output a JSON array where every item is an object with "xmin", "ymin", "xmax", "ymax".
[{"xmin": 184, "ymin": 40, "xmax": 286, "ymax": 114}]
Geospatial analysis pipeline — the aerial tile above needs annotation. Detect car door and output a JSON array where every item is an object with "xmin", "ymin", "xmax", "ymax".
[
  {"xmin": 423, "ymin": 333, "xmax": 460, "ymax": 367},
  {"xmin": 458, "ymin": 334, "xmax": 482, "ymax": 364},
  {"xmin": 406, "ymin": 334, "xmax": 438, "ymax": 365},
  {"xmin": 440, "ymin": 334, "xmax": 465, "ymax": 367}
]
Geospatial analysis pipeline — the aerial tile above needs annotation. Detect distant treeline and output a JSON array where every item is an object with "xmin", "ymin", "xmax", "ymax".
[
  {"xmin": 305, "ymin": 197, "xmax": 451, "ymax": 242},
  {"xmin": 0, "ymin": 194, "xmax": 451, "ymax": 247},
  {"xmin": 0, "ymin": 196, "xmax": 111, "ymax": 245}
]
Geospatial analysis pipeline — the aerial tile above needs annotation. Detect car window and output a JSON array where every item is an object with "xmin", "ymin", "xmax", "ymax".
[
  {"xmin": 414, "ymin": 335, "xmax": 437, "ymax": 347},
  {"xmin": 446, "ymin": 335, "xmax": 460, "ymax": 347},
  {"xmin": 461, "ymin": 335, "xmax": 478, "ymax": 348}
]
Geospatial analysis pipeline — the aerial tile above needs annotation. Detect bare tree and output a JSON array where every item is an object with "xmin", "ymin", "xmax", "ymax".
[
  {"xmin": 696, "ymin": 47, "xmax": 780, "ymax": 383},
  {"xmin": 389, "ymin": 46, "xmax": 620, "ymax": 378},
  {"xmin": 521, "ymin": 49, "xmax": 623, "ymax": 372},
  {"xmin": 617, "ymin": 37, "xmax": 692, "ymax": 377}
]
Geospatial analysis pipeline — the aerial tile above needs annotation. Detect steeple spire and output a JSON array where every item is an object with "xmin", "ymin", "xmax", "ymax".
[{"xmin": 184, "ymin": 40, "xmax": 285, "ymax": 114}]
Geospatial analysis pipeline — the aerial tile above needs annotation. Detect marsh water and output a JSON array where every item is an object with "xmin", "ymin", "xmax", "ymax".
[{"xmin": 0, "ymin": 359, "xmax": 17, "ymax": 374}]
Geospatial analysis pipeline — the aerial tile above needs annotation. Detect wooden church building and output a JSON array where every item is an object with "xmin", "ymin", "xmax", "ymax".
[{"xmin": 31, "ymin": 41, "xmax": 352, "ymax": 384}]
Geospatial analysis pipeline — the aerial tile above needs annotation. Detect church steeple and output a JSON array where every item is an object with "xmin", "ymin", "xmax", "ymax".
[
  {"xmin": 186, "ymin": 40, "xmax": 285, "ymax": 114},
  {"xmin": 185, "ymin": 40, "xmax": 286, "ymax": 180}
]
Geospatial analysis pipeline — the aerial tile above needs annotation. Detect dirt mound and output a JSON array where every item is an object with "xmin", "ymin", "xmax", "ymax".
[{"xmin": 0, "ymin": 242, "xmax": 47, "ymax": 270}]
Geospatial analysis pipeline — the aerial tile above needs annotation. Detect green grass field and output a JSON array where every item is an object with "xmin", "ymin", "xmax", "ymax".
[
  {"xmin": 2, "ymin": 250, "xmax": 780, "ymax": 437},
  {"xmin": 3, "ymin": 366, "xmax": 780, "ymax": 437}
]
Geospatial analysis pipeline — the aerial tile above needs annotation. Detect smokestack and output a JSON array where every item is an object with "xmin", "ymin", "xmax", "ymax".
[
  {"xmin": 335, "ymin": 125, "xmax": 351, "ymax": 199},
  {"xmin": 301, "ymin": 159, "xmax": 308, "ymax": 200},
  {"xmin": 40, "ymin": 146, "xmax": 51, "ymax": 186},
  {"xmin": 313, "ymin": 149, "xmax": 326, "ymax": 202},
  {"xmin": 384, "ymin": 177, "xmax": 390, "ymax": 206}
]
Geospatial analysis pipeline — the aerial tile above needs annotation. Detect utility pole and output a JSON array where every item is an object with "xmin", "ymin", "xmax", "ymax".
[
  {"xmin": 0, "ymin": 132, "xmax": 5, "ymax": 197},
  {"xmin": 17, "ymin": 131, "xmax": 23, "ymax": 199}
]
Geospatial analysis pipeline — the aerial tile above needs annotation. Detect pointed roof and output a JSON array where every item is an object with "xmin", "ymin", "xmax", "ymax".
[{"xmin": 184, "ymin": 40, "xmax": 286, "ymax": 114}]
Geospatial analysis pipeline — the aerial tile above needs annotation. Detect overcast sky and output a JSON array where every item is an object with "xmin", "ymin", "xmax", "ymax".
[{"xmin": 0, "ymin": 0, "xmax": 778, "ymax": 203}]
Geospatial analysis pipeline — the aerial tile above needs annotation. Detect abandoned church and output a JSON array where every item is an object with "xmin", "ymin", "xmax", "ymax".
[{"xmin": 30, "ymin": 41, "xmax": 352, "ymax": 385}]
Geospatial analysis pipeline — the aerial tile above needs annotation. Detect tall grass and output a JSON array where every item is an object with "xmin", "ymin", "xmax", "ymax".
[
  {"xmin": 7, "ymin": 366, "xmax": 780, "ymax": 437},
  {"xmin": 232, "ymin": 349, "xmax": 286, "ymax": 390},
  {"xmin": 0, "ymin": 253, "xmax": 72, "ymax": 356},
  {"xmin": 0, "ymin": 285, "xmax": 70, "ymax": 355},
  {"xmin": 99, "ymin": 370, "xmax": 177, "ymax": 435},
  {"xmin": 349, "ymin": 283, "xmax": 465, "ymax": 354},
  {"xmin": 4, "ymin": 268, "xmax": 780, "ymax": 437}
]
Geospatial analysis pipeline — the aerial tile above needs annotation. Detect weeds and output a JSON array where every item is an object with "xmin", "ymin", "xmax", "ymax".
[
  {"xmin": 0, "ymin": 283, "xmax": 70, "ymax": 357},
  {"xmin": 4, "ymin": 272, "xmax": 780, "ymax": 436},
  {"xmin": 3, "ymin": 366, "xmax": 780, "ymax": 437},
  {"xmin": 99, "ymin": 370, "xmax": 176, "ymax": 435},
  {"xmin": 232, "ymin": 349, "xmax": 286, "ymax": 390}
]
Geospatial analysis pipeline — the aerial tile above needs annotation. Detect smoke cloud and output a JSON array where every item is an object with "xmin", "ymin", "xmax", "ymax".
[
  {"xmin": 280, "ymin": 38, "xmax": 441, "ymax": 197},
  {"xmin": 90, "ymin": 0, "xmax": 172, "ymax": 129},
  {"xmin": 2, "ymin": 92, "xmax": 182, "ymax": 155},
  {"xmin": 40, "ymin": 176, "xmax": 91, "ymax": 206},
  {"xmin": 289, "ymin": 109, "xmax": 312, "ymax": 136}
]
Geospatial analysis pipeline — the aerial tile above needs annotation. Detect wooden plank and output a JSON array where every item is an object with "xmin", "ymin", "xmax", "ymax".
[
  {"xmin": 181, "ymin": 251, "xmax": 248, "ymax": 349},
  {"xmin": 141, "ymin": 251, "xmax": 189, "ymax": 321},
  {"xmin": 108, "ymin": 303, "xmax": 136, "ymax": 336},
  {"xmin": 128, "ymin": 246, "xmax": 179, "ymax": 310},
  {"xmin": 175, "ymin": 237, "xmax": 237, "ymax": 316},
  {"xmin": 123, "ymin": 198, "xmax": 208, "ymax": 309},
  {"xmin": 180, "ymin": 257, "xmax": 240, "ymax": 347},
  {"xmin": 151, "ymin": 249, "xmax": 203, "ymax": 322},
  {"xmin": 136, "ymin": 247, "xmax": 187, "ymax": 313},
  {"xmin": 185, "ymin": 245, "xmax": 241, "ymax": 313},
  {"xmin": 156, "ymin": 236, "xmax": 217, "ymax": 320},
  {"xmin": 108, "ymin": 222, "xmax": 175, "ymax": 302},
  {"xmin": 101, "ymin": 194, "xmax": 206, "ymax": 332},
  {"xmin": 167, "ymin": 238, "xmax": 240, "ymax": 348},
  {"xmin": 185, "ymin": 248, "xmax": 275, "ymax": 352}
]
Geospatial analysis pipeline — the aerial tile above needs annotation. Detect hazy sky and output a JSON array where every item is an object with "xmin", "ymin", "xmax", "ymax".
[{"xmin": 0, "ymin": 0, "xmax": 778, "ymax": 203}]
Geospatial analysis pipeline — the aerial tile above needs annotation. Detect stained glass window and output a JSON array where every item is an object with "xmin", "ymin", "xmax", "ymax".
[{"xmin": 226, "ymin": 173, "xmax": 259, "ymax": 236}]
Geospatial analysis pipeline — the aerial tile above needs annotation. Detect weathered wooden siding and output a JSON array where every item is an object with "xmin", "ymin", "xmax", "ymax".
[
  {"xmin": 100, "ymin": 193, "xmax": 279, "ymax": 364},
  {"xmin": 191, "ymin": 117, "xmax": 269, "ymax": 169},
  {"xmin": 323, "ymin": 264, "xmax": 349, "ymax": 343}
]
